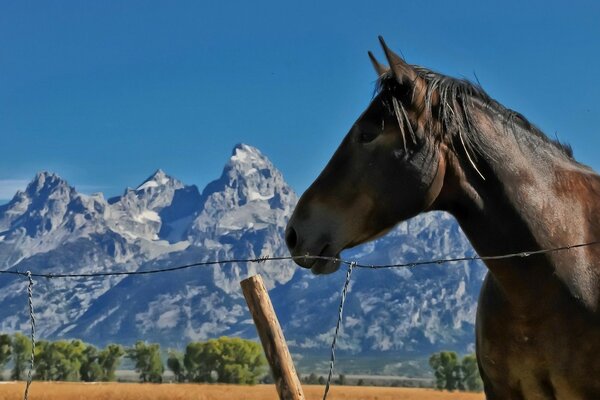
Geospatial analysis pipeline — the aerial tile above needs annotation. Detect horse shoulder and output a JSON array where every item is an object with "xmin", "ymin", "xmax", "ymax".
[{"xmin": 550, "ymin": 167, "xmax": 600, "ymax": 312}]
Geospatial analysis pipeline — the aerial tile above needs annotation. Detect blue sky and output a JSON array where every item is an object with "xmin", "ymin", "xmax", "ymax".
[{"xmin": 1, "ymin": 1, "xmax": 599, "ymax": 202}]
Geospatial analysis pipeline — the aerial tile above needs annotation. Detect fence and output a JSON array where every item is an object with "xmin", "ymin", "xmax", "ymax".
[{"xmin": 2, "ymin": 239, "xmax": 600, "ymax": 400}]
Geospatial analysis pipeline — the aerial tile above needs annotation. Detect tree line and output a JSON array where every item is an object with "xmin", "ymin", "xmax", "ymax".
[
  {"xmin": 0, "ymin": 332, "xmax": 484, "ymax": 389},
  {"xmin": 0, "ymin": 333, "xmax": 266, "ymax": 384},
  {"xmin": 0, "ymin": 332, "xmax": 126, "ymax": 382},
  {"xmin": 429, "ymin": 351, "xmax": 483, "ymax": 392}
]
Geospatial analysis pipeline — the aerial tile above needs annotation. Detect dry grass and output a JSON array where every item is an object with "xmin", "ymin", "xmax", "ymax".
[{"xmin": 0, "ymin": 382, "xmax": 484, "ymax": 400}]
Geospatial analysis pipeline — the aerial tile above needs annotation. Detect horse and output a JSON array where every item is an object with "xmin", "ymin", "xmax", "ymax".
[{"xmin": 285, "ymin": 37, "xmax": 600, "ymax": 399}]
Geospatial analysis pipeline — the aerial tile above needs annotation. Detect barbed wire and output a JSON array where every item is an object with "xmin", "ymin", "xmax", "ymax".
[
  {"xmin": 10, "ymin": 238, "xmax": 600, "ymax": 400},
  {"xmin": 4, "ymin": 239, "xmax": 600, "ymax": 279},
  {"xmin": 322, "ymin": 262, "xmax": 354, "ymax": 400},
  {"xmin": 23, "ymin": 271, "xmax": 35, "ymax": 400}
]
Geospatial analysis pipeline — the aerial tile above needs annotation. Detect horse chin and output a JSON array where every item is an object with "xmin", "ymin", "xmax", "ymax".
[{"xmin": 310, "ymin": 256, "xmax": 341, "ymax": 275}]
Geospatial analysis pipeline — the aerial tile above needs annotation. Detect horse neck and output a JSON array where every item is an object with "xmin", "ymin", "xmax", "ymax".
[{"xmin": 433, "ymin": 105, "xmax": 597, "ymax": 311}]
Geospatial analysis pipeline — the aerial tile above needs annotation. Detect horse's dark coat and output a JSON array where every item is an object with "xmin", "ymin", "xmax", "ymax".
[{"xmin": 286, "ymin": 37, "xmax": 600, "ymax": 399}]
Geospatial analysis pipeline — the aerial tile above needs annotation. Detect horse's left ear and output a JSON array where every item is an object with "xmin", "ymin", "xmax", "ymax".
[
  {"xmin": 378, "ymin": 36, "xmax": 427, "ymax": 101},
  {"xmin": 378, "ymin": 37, "xmax": 429, "ymax": 145}
]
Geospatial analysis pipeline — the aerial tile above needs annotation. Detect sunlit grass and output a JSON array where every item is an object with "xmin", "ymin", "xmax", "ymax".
[{"xmin": 0, "ymin": 382, "xmax": 483, "ymax": 400}]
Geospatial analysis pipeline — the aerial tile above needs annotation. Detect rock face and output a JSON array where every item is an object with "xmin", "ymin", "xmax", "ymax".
[{"xmin": 0, "ymin": 143, "xmax": 486, "ymax": 366}]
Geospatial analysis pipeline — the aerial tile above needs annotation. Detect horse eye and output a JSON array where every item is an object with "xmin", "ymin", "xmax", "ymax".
[{"xmin": 357, "ymin": 131, "xmax": 379, "ymax": 144}]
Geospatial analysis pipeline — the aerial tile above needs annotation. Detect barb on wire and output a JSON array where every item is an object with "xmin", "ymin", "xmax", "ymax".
[
  {"xmin": 322, "ymin": 262, "xmax": 355, "ymax": 400},
  {"xmin": 257, "ymin": 254, "xmax": 270, "ymax": 263},
  {"xmin": 23, "ymin": 271, "xmax": 36, "ymax": 400}
]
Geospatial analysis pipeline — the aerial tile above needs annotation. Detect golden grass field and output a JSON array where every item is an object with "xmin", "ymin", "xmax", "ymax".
[{"xmin": 0, "ymin": 382, "xmax": 484, "ymax": 400}]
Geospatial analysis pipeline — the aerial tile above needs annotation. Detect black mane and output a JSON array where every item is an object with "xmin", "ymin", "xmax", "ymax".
[{"xmin": 375, "ymin": 67, "xmax": 574, "ymax": 160}]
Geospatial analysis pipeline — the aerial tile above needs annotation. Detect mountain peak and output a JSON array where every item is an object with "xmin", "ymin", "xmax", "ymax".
[
  {"xmin": 229, "ymin": 144, "xmax": 269, "ymax": 167},
  {"xmin": 202, "ymin": 144, "xmax": 290, "ymax": 198},
  {"xmin": 35, "ymin": 170, "xmax": 57, "ymax": 179},
  {"xmin": 32, "ymin": 170, "xmax": 61, "ymax": 184},
  {"xmin": 26, "ymin": 171, "xmax": 71, "ymax": 197},
  {"xmin": 152, "ymin": 168, "xmax": 167, "ymax": 177},
  {"xmin": 136, "ymin": 169, "xmax": 180, "ymax": 191},
  {"xmin": 232, "ymin": 142, "xmax": 257, "ymax": 153},
  {"xmin": 192, "ymin": 143, "xmax": 297, "ymax": 243}
]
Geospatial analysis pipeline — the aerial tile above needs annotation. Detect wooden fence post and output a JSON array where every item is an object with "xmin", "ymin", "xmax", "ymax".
[{"xmin": 241, "ymin": 274, "xmax": 305, "ymax": 400}]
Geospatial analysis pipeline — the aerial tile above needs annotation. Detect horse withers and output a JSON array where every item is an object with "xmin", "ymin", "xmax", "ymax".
[{"xmin": 285, "ymin": 37, "xmax": 600, "ymax": 399}]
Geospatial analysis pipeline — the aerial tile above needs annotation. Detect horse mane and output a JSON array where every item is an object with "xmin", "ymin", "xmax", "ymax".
[{"xmin": 375, "ymin": 67, "xmax": 574, "ymax": 164}]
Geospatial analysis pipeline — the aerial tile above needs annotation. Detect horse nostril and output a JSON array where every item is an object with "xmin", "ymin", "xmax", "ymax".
[{"xmin": 285, "ymin": 226, "xmax": 298, "ymax": 250}]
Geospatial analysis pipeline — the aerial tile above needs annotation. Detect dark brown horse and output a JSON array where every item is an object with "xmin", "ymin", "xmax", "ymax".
[{"xmin": 285, "ymin": 37, "xmax": 600, "ymax": 399}]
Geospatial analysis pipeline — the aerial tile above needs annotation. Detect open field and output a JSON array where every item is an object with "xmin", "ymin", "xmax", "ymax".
[{"xmin": 0, "ymin": 382, "xmax": 483, "ymax": 400}]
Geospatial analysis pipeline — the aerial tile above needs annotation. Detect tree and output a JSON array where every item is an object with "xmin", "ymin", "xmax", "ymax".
[
  {"xmin": 429, "ymin": 351, "xmax": 461, "ymax": 391},
  {"xmin": 33, "ymin": 340, "xmax": 53, "ymax": 380},
  {"xmin": 0, "ymin": 334, "xmax": 11, "ymax": 380},
  {"xmin": 34, "ymin": 339, "xmax": 86, "ymax": 381},
  {"xmin": 63, "ymin": 339, "xmax": 86, "ymax": 381},
  {"xmin": 80, "ymin": 345, "xmax": 103, "ymax": 382},
  {"xmin": 461, "ymin": 354, "xmax": 483, "ymax": 392},
  {"xmin": 127, "ymin": 341, "xmax": 164, "ymax": 383},
  {"xmin": 167, "ymin": 351, "xmax": 186, "ymax": 382},
  {"xmin": 98, "ymin": 344, "xmax": 124, "ymax": 381},
  {"xmin": 11, "ymin": 333, "xmax": 31, "ymax": 381},
  {"xmin": 79, "ymin": 343, "xmax": 123, "ymax": 382},
  {"xmin": 184, "ymin": 341, "xmax": 217, "ymax": 383},
  {"xmin": 184, "ymin": 337, "xmax": 266, "ymax": 384},
  {"xmin": 305, "ymin": 372, "xmax": 319, "ymax": 384}
]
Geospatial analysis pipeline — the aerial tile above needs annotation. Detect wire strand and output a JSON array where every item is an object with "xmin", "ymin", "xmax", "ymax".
[
  {"xmin": 322, "ymin": 262, "xmax": 354, "ymax": 400},
  {"xmin": 2, "ymin": 239, "xmax": 599, "ymax": 279},
  {"xmin": 23, "ymin": 271, "xmax": 35, "ymax": 400}
]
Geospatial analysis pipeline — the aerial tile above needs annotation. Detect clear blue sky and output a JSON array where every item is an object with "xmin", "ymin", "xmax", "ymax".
[{"xmin": 1, "ymin": 1, "xmax": 599, "ymax": 202}]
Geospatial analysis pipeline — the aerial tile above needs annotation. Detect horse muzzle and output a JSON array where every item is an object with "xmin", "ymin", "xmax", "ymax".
[{"xmin": 285, "ymin": 222, "xmax": 342, "ymax": 275}]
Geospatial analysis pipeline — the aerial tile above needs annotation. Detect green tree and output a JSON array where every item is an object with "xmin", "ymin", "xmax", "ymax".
[
  {"xmin": 429, "ymin": 351, "xmax": 462, "ymax": 391},
  {"xmin": 34, "ymin": 340, "xmax": 53, "ymax": 380},
  {"xmin": 184, "ymin": 341, "xmax": 217, "ymax": 382},
  {"xmin": 305, "ymin": 372, "xmax": 318, "ymax": 384},
  {"xmin": 64, "ymin": 339, "xmax": 86, "ymax": 380},
  {"xmin": 184, "ymin": 337, "xmax": 266, "ymax": 384},
  {"xmin": 80, "ymin": 345, "xmax": 103, "ymax": 382},
  {"xmin": 461, "ymin": 354, "xmax": 483, "ymax": 392},
  {"xmin": 80, "ymin": 343, "xmax": 123, "ymax": 382},
  {"xmin": 127, "ymin": 341, "xmax": 164, "ymax": 383},
  {"xmin": 35, "ymin": 339, "xmax": 86, "ymax": 381},
  {"xmin": 11, "ymin": 333, "xmax": 31, "ymax": 381},
  {"xmin": 167, "ymin": 350, "xmax": 186, "ymax": 382},
  {"xmin": 98, "ymin": 344, "xmax": 124, "ymax": 381},
  {"xmin": 0, "ymin": 334, "xmax": 12, "ymax": 380}
]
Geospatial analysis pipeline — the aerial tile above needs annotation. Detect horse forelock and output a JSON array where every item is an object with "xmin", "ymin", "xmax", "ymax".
[{"xmin": 374, "ymin": 67, "xmax": 575, "ymax": 163}]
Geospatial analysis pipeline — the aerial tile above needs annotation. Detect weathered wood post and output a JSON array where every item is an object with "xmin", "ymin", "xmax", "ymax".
[{"xmin": 241, "ymin": 274, "xmax": 305, "ymax": 400}]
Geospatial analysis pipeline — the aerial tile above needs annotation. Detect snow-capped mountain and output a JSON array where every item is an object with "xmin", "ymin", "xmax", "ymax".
[{"xmin": 0, "ymin": 143, "xmax": 486, "ymax": 370}]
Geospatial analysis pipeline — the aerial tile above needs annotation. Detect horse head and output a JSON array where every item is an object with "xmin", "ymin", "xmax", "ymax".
[{"xmin": 286, "ymin": 37, "xmax": 449, "ymax": 274}]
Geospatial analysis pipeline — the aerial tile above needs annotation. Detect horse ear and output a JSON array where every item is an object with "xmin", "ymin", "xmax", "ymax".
[
  {"xmin": 368, "ymin": 51, "xmax": 388, "ymax": 77},
  {"xmin": 378, "ymin": 36, "xmax": 419, "ymax": 86},
  {"xmin": 378, "ymin": 37, "xmax": 430, "ymax": 145}
]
